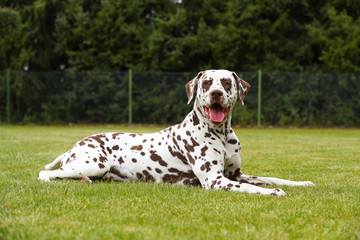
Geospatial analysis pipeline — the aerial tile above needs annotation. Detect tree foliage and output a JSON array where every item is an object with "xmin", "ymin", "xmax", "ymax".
[
  {"xmin": 1, "ymin": 0, "xmax": 359, "ymax": 72},
  {"xmin": 0, "ymin": 7, "xmax": 21, "ymax": 68}
]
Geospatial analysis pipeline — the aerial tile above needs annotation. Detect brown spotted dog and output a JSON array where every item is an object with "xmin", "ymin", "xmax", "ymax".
[{"xmin": 38, "ymin": 69, "xmax": 314, "ymax": 196}]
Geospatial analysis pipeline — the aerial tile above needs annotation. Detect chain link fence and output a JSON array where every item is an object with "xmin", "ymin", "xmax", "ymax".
[{"xmin": 0, "ymin": 70, "xmax": 359, "ymax": 126}]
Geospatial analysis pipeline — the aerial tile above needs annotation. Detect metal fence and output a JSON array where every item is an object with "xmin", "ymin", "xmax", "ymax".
[{"xmin": 0, "ymin": 70, "xmax": 359, "ymax": 126}]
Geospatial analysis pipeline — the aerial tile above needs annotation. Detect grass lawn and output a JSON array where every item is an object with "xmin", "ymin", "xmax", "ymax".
[{"xmin": 0, "ymin": 125, "xmax": 359, "ymax": 239}]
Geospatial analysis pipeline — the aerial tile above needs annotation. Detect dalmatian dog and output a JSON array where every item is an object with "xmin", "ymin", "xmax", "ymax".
[{"xmin": 38, "ymin": 69, "xmax": 314, "ymax": 196}]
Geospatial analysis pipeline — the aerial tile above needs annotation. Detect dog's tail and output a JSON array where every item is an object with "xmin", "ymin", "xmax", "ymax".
[{"xmin": 45, "ymin": 152, "xmax": 66, "ymax": 170}]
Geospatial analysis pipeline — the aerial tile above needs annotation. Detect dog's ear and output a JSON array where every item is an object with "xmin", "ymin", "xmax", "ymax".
[
  {"xmin": 186, "ymin": 71, "xmax": 203, "ymax": 104},
  {"xmin": 232, "ymin": 72, "xmax": 250, "ymax": 105}
]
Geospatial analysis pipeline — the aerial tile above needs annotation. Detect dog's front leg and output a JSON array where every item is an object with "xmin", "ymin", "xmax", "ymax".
[
  {"xmin": 192, "ymin": 160, "xmax": 287, "ymax": 196},
  {"xmin": 226, "ymin": 154, "xmax": 314, "ymax": 187},
  {"xmin": 238, "ymin": 174, "xmax": 315, "ymax": 187}
]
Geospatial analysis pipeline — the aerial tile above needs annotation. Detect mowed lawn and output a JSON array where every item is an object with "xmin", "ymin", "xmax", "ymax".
[{"xmin": 0, "ymin": 125, "xmax": 359, "ymax": 239}]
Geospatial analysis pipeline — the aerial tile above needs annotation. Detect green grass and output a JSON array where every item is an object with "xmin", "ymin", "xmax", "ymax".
[{"xmin": 0, "ymin": 125, "xmax": 359, "ymax": 239}]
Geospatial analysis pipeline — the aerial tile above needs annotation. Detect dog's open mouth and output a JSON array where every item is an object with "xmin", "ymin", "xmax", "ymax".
[{"xmin": 204, "ymin": 103, "xmax": 230, "ymax": 123}]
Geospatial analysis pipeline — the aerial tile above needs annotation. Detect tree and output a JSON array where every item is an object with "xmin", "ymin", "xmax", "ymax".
[{"xmin": 306, "ymin": 6, "xmax": 360, "ymax": 72}]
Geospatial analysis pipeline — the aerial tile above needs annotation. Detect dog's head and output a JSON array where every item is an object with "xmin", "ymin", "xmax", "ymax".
[{"xmin": 186, "ymin": 70, "xmax": 250, "ymax": 125}]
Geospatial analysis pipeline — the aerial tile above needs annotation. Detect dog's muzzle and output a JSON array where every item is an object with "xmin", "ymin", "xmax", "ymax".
[{"xmin": 204, "ymin": 90, "xmax": 230, "ymax": 124}]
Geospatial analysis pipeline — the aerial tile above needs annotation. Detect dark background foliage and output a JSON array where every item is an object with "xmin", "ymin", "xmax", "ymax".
[{"xmin": 1, "ymin": 0, "xmax": 360, "ymax": 72}]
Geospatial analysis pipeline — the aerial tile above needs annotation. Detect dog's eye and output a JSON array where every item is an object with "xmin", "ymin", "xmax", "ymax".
[
  {"xmin": 202, "ymin": 80, "xmax": 212, "ymax": 86},
  {"xmin": 221, "ymin": 79, "xmax": 231, "ymax": 86}
]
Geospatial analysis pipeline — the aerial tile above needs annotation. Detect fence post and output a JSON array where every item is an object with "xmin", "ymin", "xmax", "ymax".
[
  {"xmin": 257, "ymin": 69, "xmax": 262, "ymax": 127},
  {"xmin": 128, "ymin": 69, "xmax": 133, "ymax": 125},
  {"xmin": 6, "ymin": 69, "xmax": 11, "ymax": 123}
]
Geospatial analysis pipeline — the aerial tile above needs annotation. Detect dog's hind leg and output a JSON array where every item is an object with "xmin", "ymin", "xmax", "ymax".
[
  {"xmin": 38, "ymin": 160, "xmax": 110, "ymax": 182},
  {"xmin": 38, "ymin": 167, "xmax": 108, "ymax": 182},
  {"xmin": 38, "ymin": 169, "xmax": 94, "ymax": 182},
  {"xmin": 38, "ymin": 169, "xmax": 83, "ymax": 182}
]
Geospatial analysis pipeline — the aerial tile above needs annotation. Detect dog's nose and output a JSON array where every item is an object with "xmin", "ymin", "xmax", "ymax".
[{"xmin": 210, "ymin": 90, "xmax": 223, "ymax": 99}]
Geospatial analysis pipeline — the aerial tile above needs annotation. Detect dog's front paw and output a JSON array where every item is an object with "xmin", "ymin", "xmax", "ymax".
[
  {"xmin": 270, "ymin": 188, "xmax": 287, "ymax": 197},
  {"xmin": 298, "ymin": 181, "xmax": 315, "ymax": 187}
]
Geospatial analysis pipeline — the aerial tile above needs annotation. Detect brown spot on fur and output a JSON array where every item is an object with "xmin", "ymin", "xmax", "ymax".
[
  {"xmin": 192, "ymin": 111, "xmax": 200, "ymax": 126},
  {"xmin": 200, "ymin": 162, "xmax": 211, "ymax": 172},
  {"xmin": 184, "ymin": 137, "xmax": 200, "ymax": 153},
  {"xmin": 136, "ymin": 173, "xmax": 144, "ymax": 180},
  {"xmin": 190, "ymin": 138, "xmax": 200, "ymax": 148},
  {"xmin": 169, "ymin": 168, "xmax": 179, "ymax": 173},
  {"xmin": 213, "ymin": 148, "xmax": 221, "ymax": 154},
  {"xmin": 162, "ymin": 170, "xmax": 198, "ymax": 185},
  {"xmin": 227, "ymin": 139, "xmax": 238, "ymax": 144},
  {"xmin": 204, "ymin": 162, "xmax": 211, "ymax": 172},
  {"xmin": 172, "ymin": 137, "xmax": 181, "ymax": 150},
  {"xmin": 162, "ymin": 174, "xmax": 175, "ymax": 183},
  {"xmin": 112, "ymin": 133, "xmax": 121, "ymax": 139},
  {"xmin": 131, "ymin": 145, "xmax": 143, "ymax": 151},
  {"xmin": 98, "ymin": 163, "xmax": 105, "ymax": 169},
  {"xmin": 201, "ymin": 146, "xmax": 208, "ymax": 156},
  {"xmin": 187, "ymin": 153, "xmax": 195, "ymax": 165},
  {"xmin": 150, "ymin": 153, "xmax": 168, "ymax": 167},
  {"xmin": 107, "ymin": 147, "xmax": 112, "ymax": 154},
  {"xmin": 211, "ymin": 180, "xmax": 217, "ymax": 188},
  {"xmin": 168, "ymin": 146, "xmax": 188, "ymax": 165},
  {"xmin": 88, "ymin": 134, "xmax": 106, "ymax": 146},
  {"xmin": 142, "ymin": 170, "xmax": 155, "ymax": 182}
]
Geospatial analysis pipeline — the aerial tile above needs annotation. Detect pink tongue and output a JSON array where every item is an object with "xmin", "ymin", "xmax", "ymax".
[{"xmin": 210, "ymin": 104, "xmax": 225, "ymax": 123}]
